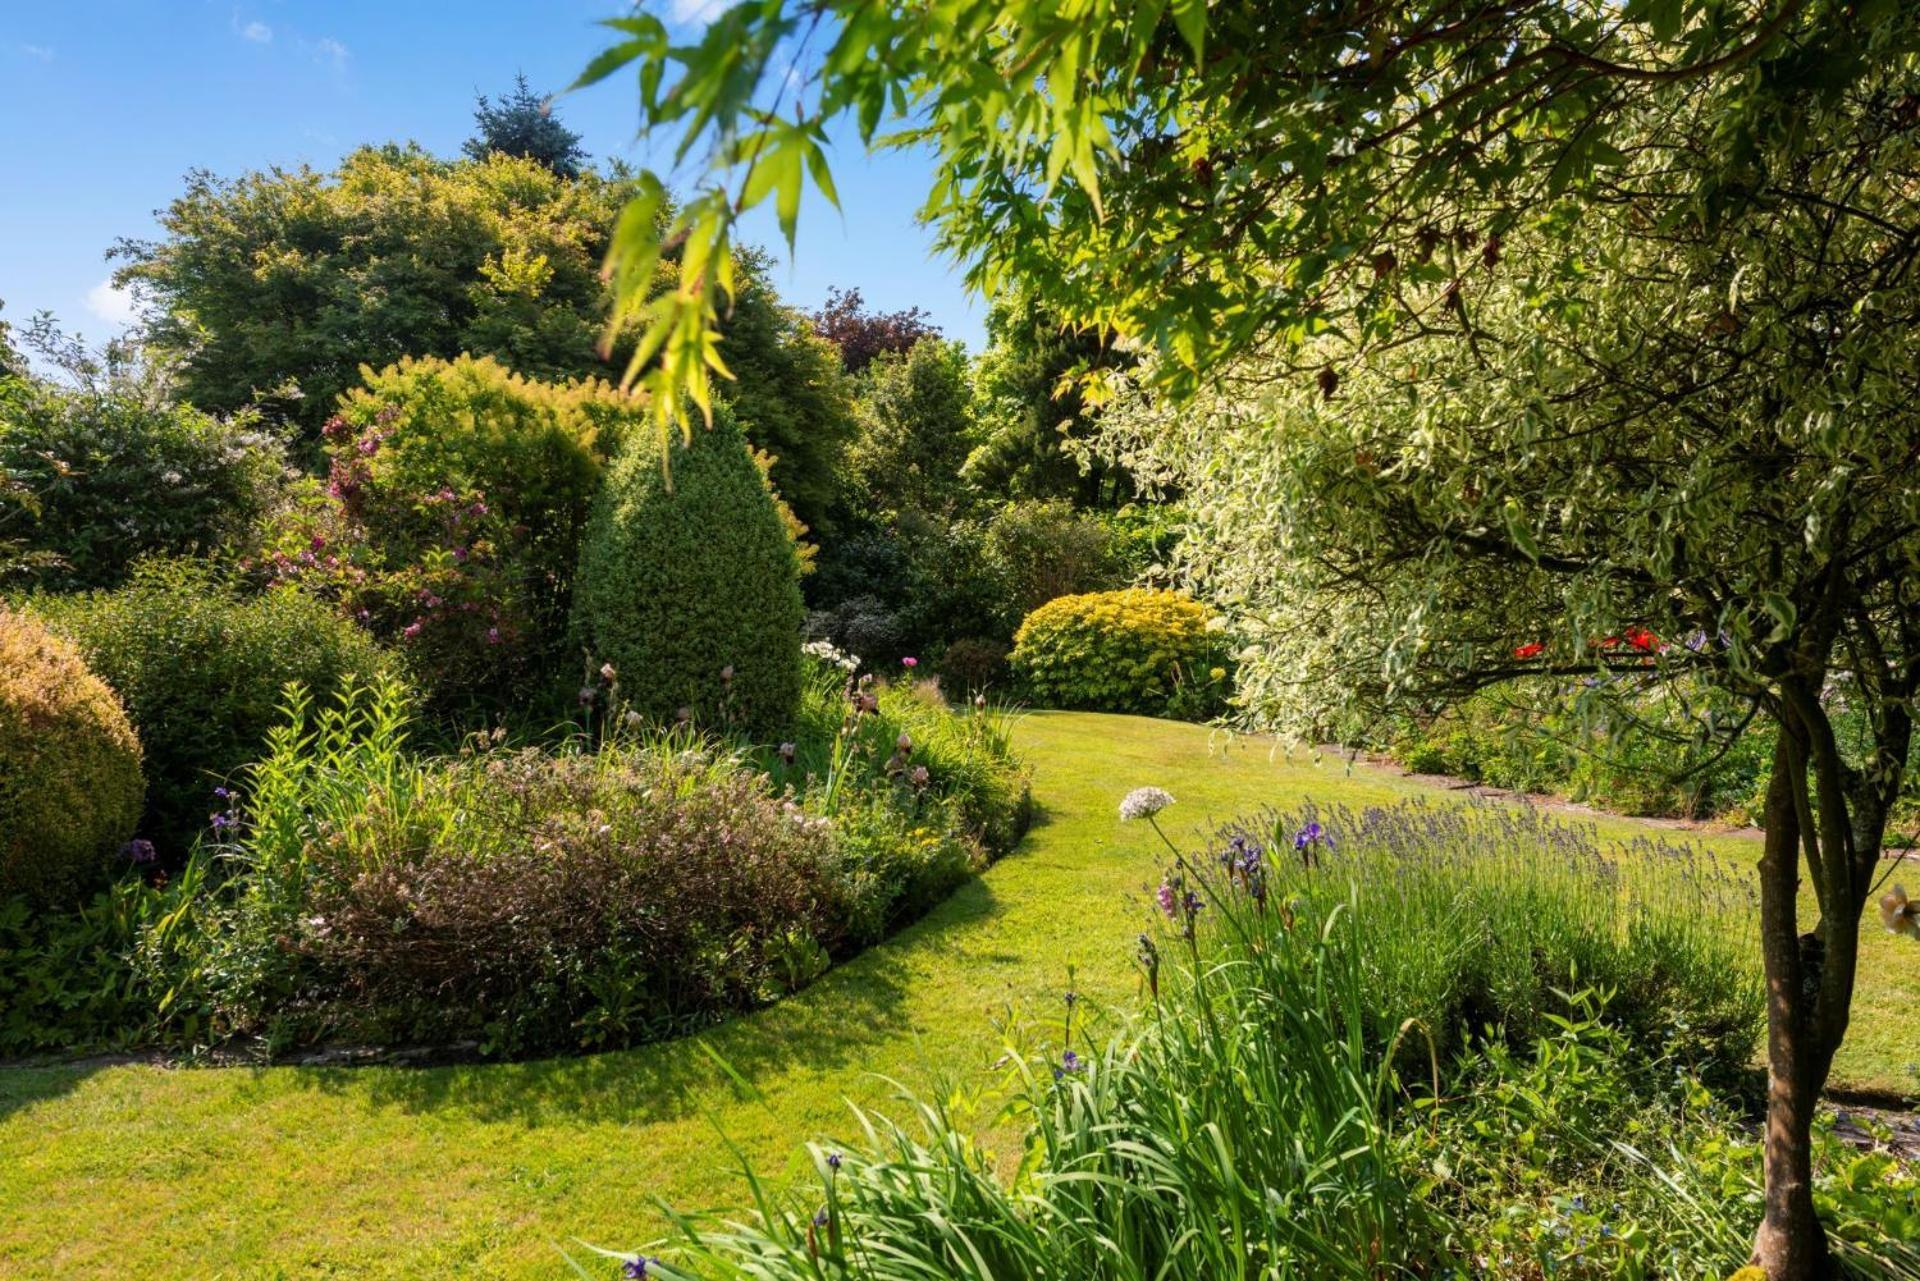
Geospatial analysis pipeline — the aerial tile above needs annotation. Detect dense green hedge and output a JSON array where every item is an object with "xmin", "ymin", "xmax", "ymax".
[
  {"xmin": 1010, "ymin": 587, "xmax": 1231, "ymax": 719},
  {"xmin": 574, "ymin": 406, "xmax": 804, "ymax": 737},
  {"xmin": 31, "ymin": 561, "xmax": 392, "ymax": 854},
  {"xmin": 0, "ymin": 606, "xmax": 144, "ymax": 903}
]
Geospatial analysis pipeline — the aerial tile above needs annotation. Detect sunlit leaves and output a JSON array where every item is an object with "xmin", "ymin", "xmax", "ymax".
[{"xmin": 574, "ymin": 0, "xmax": 1880, "ymax": 455}]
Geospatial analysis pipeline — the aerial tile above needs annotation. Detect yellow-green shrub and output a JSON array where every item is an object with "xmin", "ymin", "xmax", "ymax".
[
  {"xmin": 1010, "ymin": 588, "xmax": 1231, "ymax": 719},
  {"xmin": 0, "ymin": 606, "xmax": 144, "ymax": 903}
]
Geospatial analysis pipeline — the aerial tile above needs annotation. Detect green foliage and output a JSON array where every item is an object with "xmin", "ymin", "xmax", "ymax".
[
  {"xmin": 719, "ymin": 249, "xmax": 859, "ymax": 537},
  {"xmin": 0, "ymin": 606, "xmax": 143, "ymax": 904},
  {"xmin": 1011, "ymin": 587, "xmax": 1229, "ymax": 719},
  {"xmin": 29, "ymin": 560, "xmax": 392, "ymax": 855},
  {"xmin": 0, "ymin": 852, "xmax": 216, "ymax": 1055},
  {"xmin": 805, "ymin": 512, "xmax": 1005, "ymax": 670},
  {"xmin": 263, "ymin": 354, "xmax": 617, "ymax": 712},
  {"xmin": 113, "ymin": 146, "xmax": 639, "ymax": 444},
  {"xmin": 1389, "ymin": 679, "xmax": 1776, "ymax": 822},
  {"xmin": 847, "ymin": 337, "xmax": 975, "ymax": 519},
  {"xmin": 965, "ymin": 287, "xmax": 1134, "ymax": 506},
  {"xmin": 463, "ymin": 73, "xmax": 587, "ymax": 177},
  {"xmin": 0, "ymin": 372, "xmax": 285, "ymax": 590},
  {"xmin": 574, "ymin": 0, "xmax": 1905, "ymax": 443},
  {"xmin": 982, "ymin": 499, "xmax": 1128, "ymax": 623},
  {"xmin": 574, "ymin": 405, "xmax": 804, "ymax": 737}
]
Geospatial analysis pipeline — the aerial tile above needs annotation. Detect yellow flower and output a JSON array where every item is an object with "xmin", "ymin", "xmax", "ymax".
[
  {"xmin": 1727, "ymin": 1268, "xmax": 1766, "ymax": 1281},
  {"xmin": 1208, "ymin": 666, "xmax": 1226, "ymax": 682}
]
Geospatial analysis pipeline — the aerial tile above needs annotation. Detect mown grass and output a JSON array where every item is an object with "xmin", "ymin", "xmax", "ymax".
[{"xmin": 1, "ymin": 712, "xmax": 1913, "ymax": 1278}]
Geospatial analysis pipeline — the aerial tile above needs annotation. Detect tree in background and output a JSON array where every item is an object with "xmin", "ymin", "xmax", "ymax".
[
  {"xmin": 810, "ymin": 286, "xmax": 939, "ymax": 375},
  {"xmin": 966, "ymin": 287, "xmax": 1133, "ymax": 508},
  {"xmin": 717, "ymin": 250, "xmax": 858, "ymax": 537},
  {"xmin": 847, "ymin": 337, "xmax": 974, "ymax": 520},
  {"xmin": 112, "ymin": 146, "xmax": 638, "ymax": 447},
  {"xmin": 463, "ymin": 73, "xmax": 587, "ymax": 177}
]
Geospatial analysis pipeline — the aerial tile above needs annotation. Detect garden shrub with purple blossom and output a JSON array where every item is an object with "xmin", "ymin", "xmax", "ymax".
[{"xmin": 259, "ymin": 354, "xmax": 616, "ymax": 713}]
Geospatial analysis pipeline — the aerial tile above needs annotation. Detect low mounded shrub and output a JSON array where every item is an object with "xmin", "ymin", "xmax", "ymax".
[
  {"xmin": 114, "ymin": 666, "xmax": 1025, "ymax": 1058},
  {"xmin": 0, "ymin": 606, "xmax": 144, "ymax": 903},
  {"xmin": 935, "ymin": 635, "xmax": 1011, "ymax": 695},
  {"xmin": 262, "ymin": 354, "xmax": 626, "ymax": 711},
  {"xmin": 30, "ymin": 560, "xmax": 393, "ymax": 855},
  {"xmin": 574, "ymin": 405, "xmax": 804, "ymax": 737},
  {"xmin": 1010, "ymin": 587, "xmax": 1231, "ymax": 719}
]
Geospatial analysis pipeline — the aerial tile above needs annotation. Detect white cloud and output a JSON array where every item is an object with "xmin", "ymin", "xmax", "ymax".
[
  {"xmin": 310, "ymin": 36, "xmax": 349, "ymax": 69},
  {"xmin": 667, "ymin": 0, "xmax": 728, "ymax": 26},
  {"xmin": 86, "ymin": 278, "xmax": 137, "ymax": 327},
  {"xmin": 19, "ymin": 43, "xmax": 53, "ymax": 62},
  {"xmin": 239, "ymin": 19, "xmax": 272, "ymax": 43}
]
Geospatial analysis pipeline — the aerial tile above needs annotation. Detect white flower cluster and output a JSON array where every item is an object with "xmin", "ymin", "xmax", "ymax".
[
  {"xmin": 803, "ymin": 638, "xmax": 860, "ymax": 673},
  {"xmin": 1119, "ymin": 786, "xmax": 1176, "ymax": 822}
]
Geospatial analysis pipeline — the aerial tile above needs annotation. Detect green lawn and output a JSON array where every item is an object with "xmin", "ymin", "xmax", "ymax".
[{"xmin": 2, "ymin": 711, "xmax": 1913, "ymax": 1278}]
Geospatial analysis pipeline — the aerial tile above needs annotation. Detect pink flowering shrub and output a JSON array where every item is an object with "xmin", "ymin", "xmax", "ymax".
[{"xmin": 259, "ymin": 355, "xmax": 629, "ymax": 709}]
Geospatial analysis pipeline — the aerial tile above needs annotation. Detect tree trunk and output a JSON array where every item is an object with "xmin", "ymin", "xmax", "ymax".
[{"xmin": 1752, "ymin": 727, "xmax": 1833, "ymax": 1280}]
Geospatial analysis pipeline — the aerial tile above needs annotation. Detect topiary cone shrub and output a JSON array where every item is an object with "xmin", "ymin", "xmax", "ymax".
[
  {"xmin": 0, "ymin": 605, "xmax": 144, "ymax": 903},
  {"xmin": 573, "ymin": 406, "xmax": 804, "ymax": 737}
]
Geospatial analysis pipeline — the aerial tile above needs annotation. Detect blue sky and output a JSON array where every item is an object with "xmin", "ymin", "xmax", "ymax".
[{"xmin": 0, "ymin": 1, "xmax": 984, "ymax": 358}]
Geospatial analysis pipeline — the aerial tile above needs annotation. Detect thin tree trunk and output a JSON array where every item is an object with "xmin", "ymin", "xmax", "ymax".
[{"xmin": 1753, "ymin": 725, "xmax": 1832, "ymax": 1279}]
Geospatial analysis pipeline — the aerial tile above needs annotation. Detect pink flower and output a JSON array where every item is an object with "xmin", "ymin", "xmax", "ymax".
[
  {"xmin": 902, "ymin": 656, "xmax": 919, "ymax": 669},
  {"xmin": 402, "ymin": 620, "xmax": 424, "ymax": 641}
]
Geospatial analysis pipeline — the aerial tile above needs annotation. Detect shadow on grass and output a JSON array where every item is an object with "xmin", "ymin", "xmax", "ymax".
[
  {"xmin": 250, "ymin": 871, "xmax": 1008, "ymax": 1127},
  {"xmin": 0, "ymin": 1060, "xmax": 105, "ymax": 1123}
]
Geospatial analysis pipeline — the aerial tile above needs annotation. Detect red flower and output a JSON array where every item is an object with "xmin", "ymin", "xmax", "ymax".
[
  {"xmin": 1624, "ymin": 626, "xmax": 1659, "ymax": 653},
  {"xmin": 1512, "ymin": 642, "xmax": 1544, "ymax": 659}
]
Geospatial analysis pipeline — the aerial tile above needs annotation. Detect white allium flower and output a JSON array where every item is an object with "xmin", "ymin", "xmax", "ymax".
[{"xmin": 1119, "ymin": 787, "xmax": 1176, "ymax": 822}]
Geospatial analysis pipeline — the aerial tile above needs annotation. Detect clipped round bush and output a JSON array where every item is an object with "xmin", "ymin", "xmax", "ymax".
[
  {"xmin": 263, "ymin": 354, "xmax": 628, "ymax": 710},
  {"xmin": 1010, "ymin": 587, "xmax": 1231, "ymax": 718},
  {"xmin": 31, "ymin": 560, "xmax": 392, "ymax": 854},
  {"xmin": 574, "ymin": 405, "xmax": 804, "ymax": 736},
  {"xmin": 0, "ymin": 606, "xmax": 144, "ymax": 902}
]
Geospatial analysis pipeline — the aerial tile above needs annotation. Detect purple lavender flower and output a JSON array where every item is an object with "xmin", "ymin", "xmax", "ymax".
[{"xmin": 1155, "ymin": 878, "xmax": 1180, "ymax": 919}]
